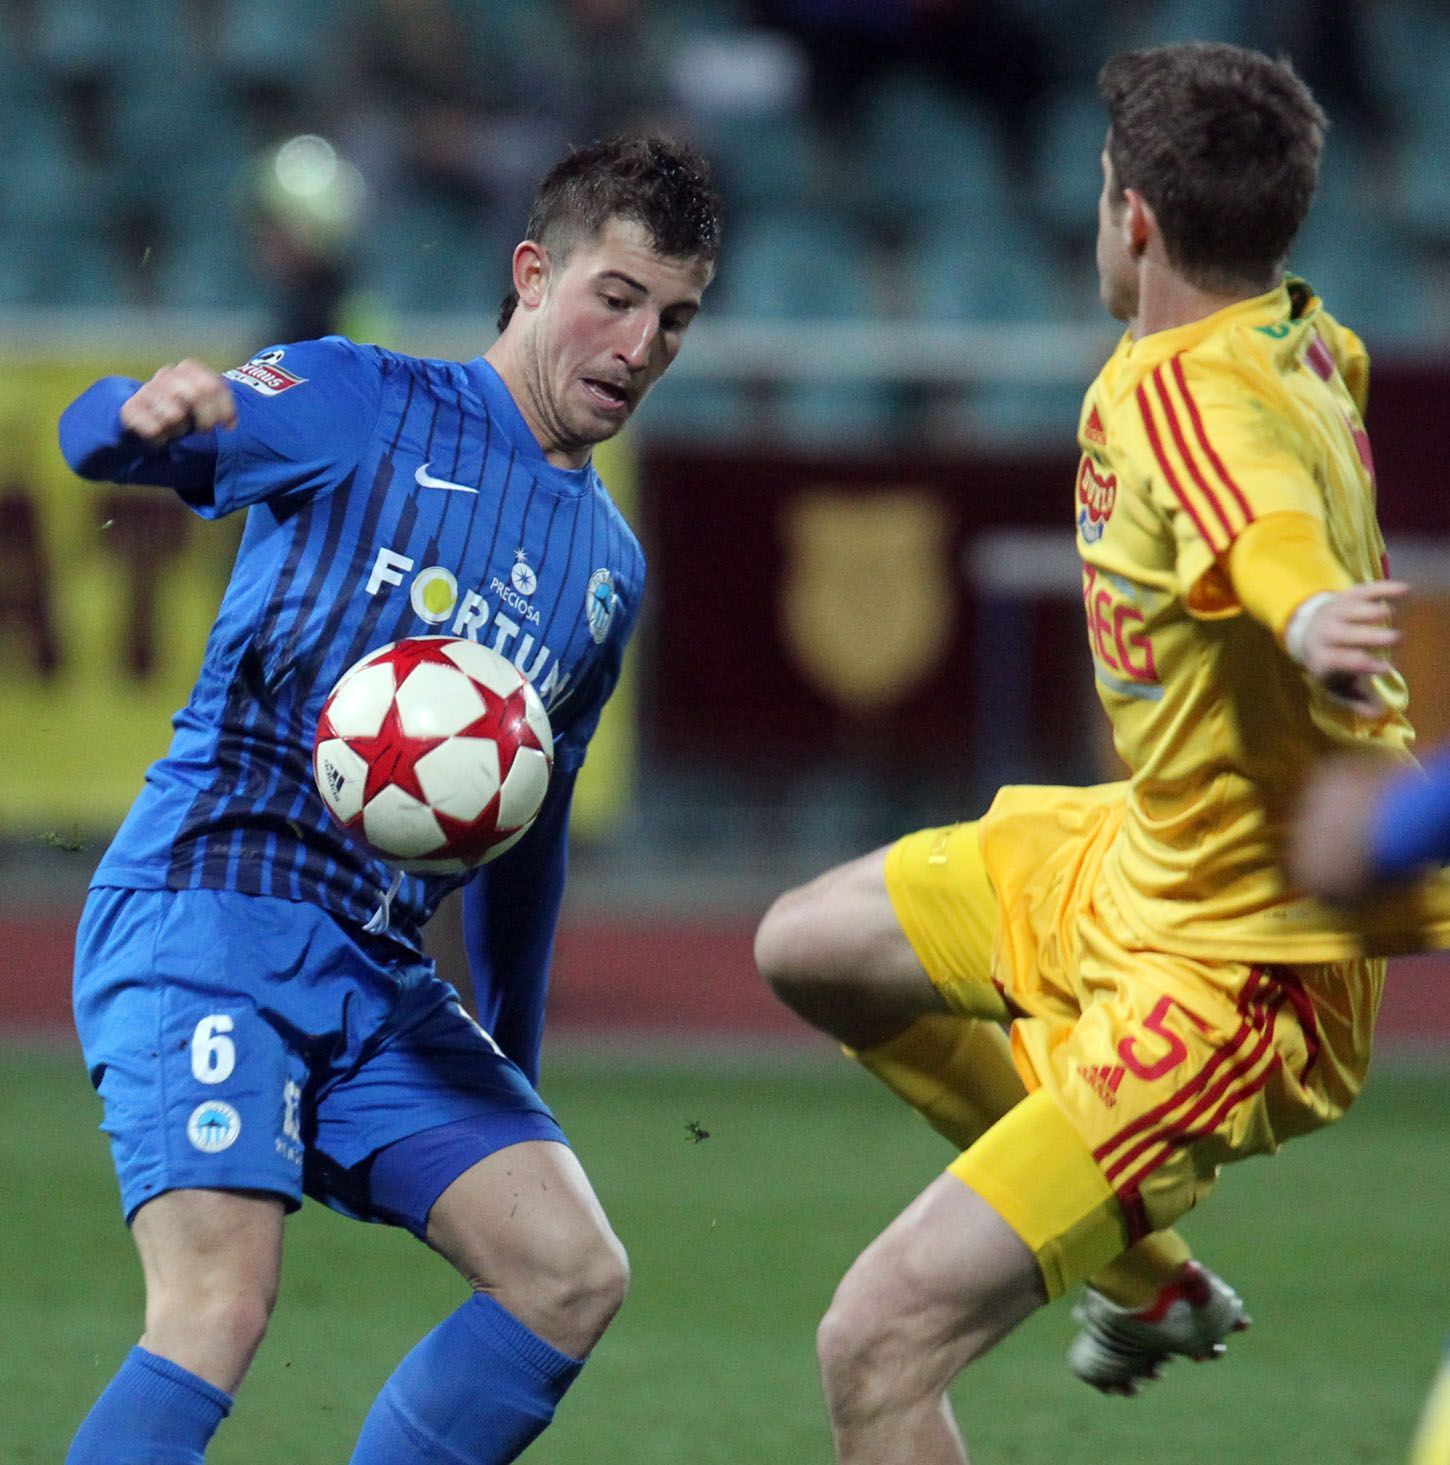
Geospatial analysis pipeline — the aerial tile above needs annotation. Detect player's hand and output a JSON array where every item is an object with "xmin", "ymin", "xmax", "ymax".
[
  {"xmin": 1293, "ymin": 581, "xmax": 1407, "ymax": 717},
  {"xmin": 1288, "ymin": 752, "xmax": 1402, "ymax": 902},
  {"xmin": 119, "ymin": 359, "xmax": 238, "ymax": 443}
]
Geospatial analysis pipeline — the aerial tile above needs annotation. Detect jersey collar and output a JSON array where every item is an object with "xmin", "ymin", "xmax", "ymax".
[
  {"xmin": 464, "ymin": 357, "xmax": 597, "ymax": 493},
  {"xmin": 1123, "ymin": 280, "xmax": 1295, "ymax": 365}
]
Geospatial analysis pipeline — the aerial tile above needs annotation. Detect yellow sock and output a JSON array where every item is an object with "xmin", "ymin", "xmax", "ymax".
[
  {"xmin": 851, "ymin": 1014, "xmax": 1026, "ymax": 1147},
  {"xmin": 854, "ymin": 1016, "xmax": 1193, "ymax": 1306},
  {"xmin": 1089, "ymin": 1229, "xmax": 1194, "ymax": 1308}
]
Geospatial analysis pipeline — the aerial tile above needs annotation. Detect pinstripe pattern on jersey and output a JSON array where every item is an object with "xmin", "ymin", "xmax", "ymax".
[{"xmin": 150, "ymin": 347, "xmax": 644, "ymax": 951}]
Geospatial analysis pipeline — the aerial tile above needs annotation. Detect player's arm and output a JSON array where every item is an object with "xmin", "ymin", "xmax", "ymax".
[
  {"xmin": 58, "ymin": 360, "xmax": 235, "ymax": 496},
  {"xmin": 1290, "ymin": 746, "xmax": 1450, "ymax": 901},
  {"xmin": 1224, "ymin": 513, "xmax": 1406, "ymax": 717},
  {"xmin": 460, "ymin": 769, "xmax": 576, "ymax": 1087},
  {"xmin": 60, "ymin": 339, "xmax": 382, "ymax": 517}
]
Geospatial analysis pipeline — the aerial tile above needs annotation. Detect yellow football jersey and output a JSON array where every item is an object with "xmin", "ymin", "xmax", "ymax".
[{"xmin": 1075, "ymin": 278, "xmax": 1450, "ymax": 959}]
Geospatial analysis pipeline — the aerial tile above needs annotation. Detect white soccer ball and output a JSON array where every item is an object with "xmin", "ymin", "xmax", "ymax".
[{"xmin": 313, "ymin": 636, "xmax": 554, "ymax": 873}]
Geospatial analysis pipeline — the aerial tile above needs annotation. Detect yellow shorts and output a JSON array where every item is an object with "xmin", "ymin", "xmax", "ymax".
[{"xmin": 884, "ymin": 785, "xmax": 1383, "ymax": 1296}]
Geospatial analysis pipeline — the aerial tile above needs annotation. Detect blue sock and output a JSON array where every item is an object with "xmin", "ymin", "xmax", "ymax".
[
  {"xmin": 67, "ymin": 1345, "xmax": 232, "ymax": 1464},
  {"xmin": 349, "ymin": 1292, "xmax": 585, "ymax": 1464}
]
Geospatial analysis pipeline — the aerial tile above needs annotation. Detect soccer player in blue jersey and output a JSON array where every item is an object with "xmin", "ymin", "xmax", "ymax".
[{"xmin": 56, "ymin": 135, "xmax": 719, "ymax": 1465}]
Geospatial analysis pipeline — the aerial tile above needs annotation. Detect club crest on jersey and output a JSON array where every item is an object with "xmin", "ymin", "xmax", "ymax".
[
  {"xmin": 225, "ymin": 349, "xmax": 306, "ymax": 397},
  {"xmin": 1076, "ymin": 456, "xmax": 1117, "ymax": 544},
  {"xmin": 187, "ymin": 1100, "xmax": 241, "ymax": 1153},
  {"xmin": 586, "ymin": 569, "xmax": 616, "ymax": 644}
]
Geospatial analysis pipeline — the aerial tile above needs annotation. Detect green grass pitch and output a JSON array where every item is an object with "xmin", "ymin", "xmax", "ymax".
[{"xmin": 4, "ymin": 1041, "xmax": 1447, "ymax": 1463}]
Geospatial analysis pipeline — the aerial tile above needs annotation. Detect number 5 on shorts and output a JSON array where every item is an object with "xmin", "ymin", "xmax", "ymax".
[{"xmin": 1117, "ymin": 996, "xmax": 1201, "ymax": 1082}]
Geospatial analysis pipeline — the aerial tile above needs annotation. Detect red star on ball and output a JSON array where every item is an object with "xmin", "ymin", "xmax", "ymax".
[{"xmin": 343, "ymin": 698, "xmax": 447, "ymax": 807}]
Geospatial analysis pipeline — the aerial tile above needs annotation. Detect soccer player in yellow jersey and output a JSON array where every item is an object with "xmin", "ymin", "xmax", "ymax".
[{"xmin": 754, "ymin": 41, "xmax": 1450, "ymax": 1464}]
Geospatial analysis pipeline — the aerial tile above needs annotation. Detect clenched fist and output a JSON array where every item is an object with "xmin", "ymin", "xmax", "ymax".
[{"xmin": 120, "ymin": 359, "xmax": 238, "ymax": 443}]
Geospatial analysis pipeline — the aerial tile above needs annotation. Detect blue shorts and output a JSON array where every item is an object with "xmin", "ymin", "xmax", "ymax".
[{"xmin": 74, "ymin": 886, "xmax": 565, "ymax": 1237}]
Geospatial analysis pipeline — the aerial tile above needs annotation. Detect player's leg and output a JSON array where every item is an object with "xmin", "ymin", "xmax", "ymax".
[
  {"xmin": 755, "ymin": 841, "xmax": 981, "ymax": 1048},
  {"xmin": 131, "ymin": 1188, "xmax": 286, "ymax": 1391},
  {"xmin": 320, "ymin": 989, "xmax": 620, "ymax": 1465},
  {"xmin": 69, "ymin": 1189, "xmax": 286, "ymax": 1463},
  {"xmin": 347, "ymin": 1140, "xmax": 624, "ymax": 1465},
  {"xmin": 68, "ymin": 889, "xmax": 308, "ymax": 1463},
  {"xmin": 819, "ymin": 1083, "xmax": 1134, "ymax": 1462},
  {"xmin": 819, "ymin": 1170, "xmax": 1045, "ymax": 1465},
  {"xmin": 425, "ymin": 1140, "xmax": 628, "ymax": 1359},
  {"xmin": 755, "ymin": 823, "xmax": 1218, "ymax": 1355}
]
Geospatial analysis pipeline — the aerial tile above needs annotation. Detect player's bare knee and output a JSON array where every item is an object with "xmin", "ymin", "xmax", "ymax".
[
  {"xmin": 513, "ymin": 1225, "xmax": 630, "ymax": 1353},
  {"xmin": 147, "ymin": 1272, "xmax": 276, "ymax": 1363},
  {"xmin": 816, "ymin": 1285, "xmax": 920, "ymax": 1421},
  {"xmin": 565, "ymin": 1228, "xmax": 630, "ymax": 1341},
  {"xmin": 754, "ymin": 885, "xmax": 821, "ymax": 991}
]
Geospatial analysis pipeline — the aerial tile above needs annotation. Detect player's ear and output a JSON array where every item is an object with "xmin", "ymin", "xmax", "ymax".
[
  {"xmin": 1123, "ymin": 189, "xmax": 1155, "ymax": 260},
  {"xmin": 512, "ymin": 241, "xmax": 550, "ymax": 310}
]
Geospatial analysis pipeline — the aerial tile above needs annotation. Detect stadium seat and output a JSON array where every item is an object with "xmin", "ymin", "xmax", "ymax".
[
  {"xmin": 905, "ymin": 216, "xmax": 1087, "ymax": 446},
  {"xmin": 1029, "ymin": 84, "xmax": 1106, "ymax": 240},
  {"xmin": 211, "ymin": 0, "xmax": 330, "ymax": 87},
  {"xmin": 1288, "ymin": 217, "xmax": 1436, "ymax": 349},
  {"xmin": 1362, "ymin": 1, "xmax": 1450, "ymax": 133},
  {"xmin": 1138, "ymin": 0, "xmax": 1267, "ymax": 48},
  {"xmin": 853, "ymin": 70, "xmax": 1012, "ymax": 230},
  {"xmin": 151, "ymin": 221, "xmax": 260, "ymax": 310},
  {"xmin": 696, "ymin": 108, "xmax": 825, "ymax": 214},
  {"xmin": 24, "ymin": 224, "xmax": 129, "ymax": 306},
  {"xmin": 716, "ymin": 208, "xmax": 880, "ymax": 319},
  {"xmin": 109, "ymin": 73, "xmax": 251, "ymax": 215},
  {"xmin": 0, "ymin": 101, "xmax": 92, "ymax": 233},
  {"xmin": 908, "ymin": 216, "xmax": 1068, "ymax": 325},
  {"xmin": 1312, "ymin": 119, "xmax": 1381, "ymax": 226},
  {"xmin": 0, "ymin": 228, "xmax": 52, "ymax": 306},
  {"xmin": 714, "ymin": 209, "xmax": 896, "ymax": 440},
  {"xmin": 358, "ymin": 196, "xmax": 512, "ymax": 315},
  {"xmin": 31, "ymin": 0, "xmax": 115, "ymax": 77},
  {"xmin": 1397, "ymin": 89, "xmax": 1450, "ymax": 244}
]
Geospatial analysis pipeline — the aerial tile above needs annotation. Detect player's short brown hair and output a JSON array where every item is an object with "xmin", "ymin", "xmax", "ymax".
[
  {"xmin": 1098, "ymin": 43, "xmax": 1326, "ymax": 293},
  {"xmin": 497, "ymin": 135, "xmax": 722, "ymax": 331}
]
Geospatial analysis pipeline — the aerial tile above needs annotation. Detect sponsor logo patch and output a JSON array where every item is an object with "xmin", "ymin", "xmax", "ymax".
[
  {"xmin": 1083, "ymin": 403, "xmax": 1107, "ymax": 447},
  {"xmin": 511, "ymin": 549, "xmax": 538, "ymax": 596},
  {"xmin": 1076, "ymin": 456, "xmax": 1118, "ymax": 544},
  {"xmin": 225, "ymin": 350, "xmax": 306, "ymax": 397}
]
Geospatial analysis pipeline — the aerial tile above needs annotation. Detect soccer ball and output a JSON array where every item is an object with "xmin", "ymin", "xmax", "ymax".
[{"xmin": 313, "ymin": 636, "xmax": 554, "ymax": 872}]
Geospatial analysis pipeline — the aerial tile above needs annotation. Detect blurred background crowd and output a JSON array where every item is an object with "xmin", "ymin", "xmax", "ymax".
[{"xmin": 3, "ymin": 0, "xmax": 1449, "ymax": 444}]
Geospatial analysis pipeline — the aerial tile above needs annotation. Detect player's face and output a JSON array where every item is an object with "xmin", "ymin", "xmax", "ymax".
[
  {"xmin": 527, "ymin": 218, "xmax": 711, "ymax": 463},
  {"xmin": 1095, "ymin": 144, "xmax": 1137, "ymax": 323}
]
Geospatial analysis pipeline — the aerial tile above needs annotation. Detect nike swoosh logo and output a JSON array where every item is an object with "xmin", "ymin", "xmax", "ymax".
[{"xmin": 414, "ymin": 462, "xmax": 478, "ymax": 494}]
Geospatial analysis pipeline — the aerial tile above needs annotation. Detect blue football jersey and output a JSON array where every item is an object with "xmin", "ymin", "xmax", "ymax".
[{"xmin": 64, "ymin": 338, "xmax": 644, "ymax": 953}]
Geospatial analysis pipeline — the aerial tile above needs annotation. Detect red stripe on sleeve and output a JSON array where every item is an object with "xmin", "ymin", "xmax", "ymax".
[
  {"xmin": 1152, "ymin": 366, "xmax": 1236, "ymax": 540},
  {"xmin": 1306, "ymin": 335, "xmax": 1336, "ymax": 381},
  {"xmin": 1171, "ymin": 356, "xmax": 1255, "ymax": 524},
  {"xmin": 1135, "ymin": 381, "xmax": 1223, "ymax": 553}
]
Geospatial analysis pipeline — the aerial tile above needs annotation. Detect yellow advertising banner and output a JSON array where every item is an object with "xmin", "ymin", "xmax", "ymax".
[{"xmin": 0, "ymin": 353, "xmax": 634, "ymax": 839}]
